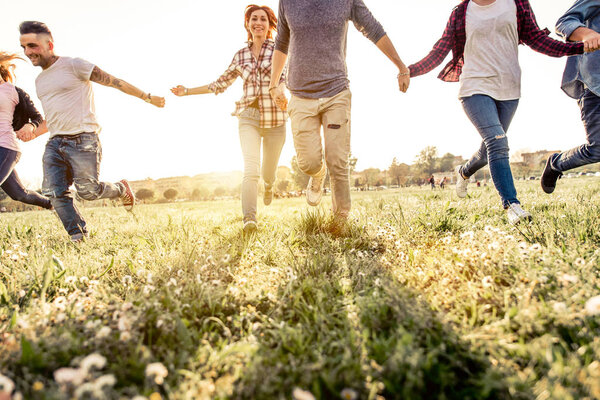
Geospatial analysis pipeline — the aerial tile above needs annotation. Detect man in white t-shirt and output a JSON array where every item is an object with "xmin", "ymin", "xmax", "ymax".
[{"xmin": 18, "ymin": 21, "xmax": 165, "ymax": 242}]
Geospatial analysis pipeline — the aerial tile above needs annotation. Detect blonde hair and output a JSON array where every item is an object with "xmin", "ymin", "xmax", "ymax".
[{"xmin": 0, "ymin": 52, "xmax": 23, "ymax": 83}]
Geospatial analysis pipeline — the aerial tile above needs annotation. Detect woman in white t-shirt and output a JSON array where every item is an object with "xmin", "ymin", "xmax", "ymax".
[
  {"xmin": 409, "ymin": 0, "xmax": 585, "ymax": 224},
  {"xmin": 0, "ymin": 52, "xmax": 51, "ymax": 210}
]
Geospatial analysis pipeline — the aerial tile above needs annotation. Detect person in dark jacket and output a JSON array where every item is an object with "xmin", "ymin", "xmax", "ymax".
[{"xmin": 0, "ymin": 52, "xmax": 51, "ymax": 210}]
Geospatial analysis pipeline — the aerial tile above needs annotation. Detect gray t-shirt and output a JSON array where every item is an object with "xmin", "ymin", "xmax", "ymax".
[
  {"xmin": 35, "ymin": 56, "xmax": 100, "ymax": 137},
  {"xmin": 459, "ymin": 0, "xmax": 521, "ymax": 100},
  {"xmin": 275, "ymin": 0, "xmax": 386, "ymax": 99}
]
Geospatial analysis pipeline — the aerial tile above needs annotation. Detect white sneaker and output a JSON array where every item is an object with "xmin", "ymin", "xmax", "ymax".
[
  {"xmin": 306, "ymin": 165, "xmax": 327, "ymax": 206},
  {"xmin": 455, "ymin": 165, "xmax": 468, "ymax": 198},
  {"xmin": 243, "ymin": 220, "xmax": 257, "ymax": 234},
  {"xmin": 506, "ymin": 203, "xmax": 532, "ymax": 225}
]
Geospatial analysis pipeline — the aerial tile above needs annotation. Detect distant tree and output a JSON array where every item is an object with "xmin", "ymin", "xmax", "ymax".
[
  {"xmin": 361, "ymin": 168, "xmax": 381, "ymax": 189},
  {"xmin": 348, "ymin": 152, "xmax": 358, "ymax": 175},
  {"xmin": 438, "ymin": 152, "xmax": 457, "ymax": 172},
  {"xmin": 191, "ymin": 187, "xmax": 209, "ymax": 200},
  {"xmin": 136, "ymin": 188, "xmax": 154, "ymax": 202},
  {"xmin": 388, "ymin": 158, "xmax": 410, "ymax": 186},
  {"xmin": 277, "ymin": 180, "xmax": 290, "ymax": 193},
  {"xmin": 290, "ymin": 156, "xmax": 310, "ymax": 190},
  {"xmin": 164, "ymin": 188, "xmax": 178, "ymax": 201},
  {"xmin": 414, "ymin": 146, "xmax": 439, "ymax": 176},
  {"xmin": 213, "ymin": 186, "xmax": 227, "ymax": 197}
]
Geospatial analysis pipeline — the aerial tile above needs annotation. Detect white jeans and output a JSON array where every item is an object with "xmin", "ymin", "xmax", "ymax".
[{"xmin": 238, "ymin": 107, "xmax": 286, "ymax": 222}]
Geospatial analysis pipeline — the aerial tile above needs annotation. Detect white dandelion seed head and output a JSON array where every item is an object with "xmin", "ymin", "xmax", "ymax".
[
  {"xmin": 80, "ymin": 353, "xmax": 107, "ymax": 372},
  {"xmin": 145, "ymin": 362, "xmax": 168, "ymax": 385},
  {"xmin": 96, "ymin": 326, "xmax": 112, "ymax": 339},
  {"xmin": 53, "ymin": 367, "xmax": 86, "ymax": 386},
  {"xmin": 585, "ymin": 296, "xmax": 600, "ymax": 316},
  {"xmin": 0, "ymin": 373, "xmax": 15, "ymax": 393}
]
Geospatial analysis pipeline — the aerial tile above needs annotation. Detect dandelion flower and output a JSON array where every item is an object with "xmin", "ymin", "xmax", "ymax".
[
  {"xmin": 292, "ymin": 387, "xmax": 316, "ymax": 400},
  {"xmin": 341, "ymin": 388, "xmax": 358, "ymax": 400},
  {"xmin": 54, "ymin": 367, "xmax": 86, "ymax": 386},
  {"xmin": 0, "ymin": 373, "xmax": 15, "ymax": 393},
  {"xmin": 553, "ymin": 302, "xmax": 567, "ymax": 313},
  {"xmin": 93, "ymin": 374, "xmax": 116, "ymax": 388},
  {"xmin": 32, "ymin": 381, "xmax": 44, "ymax": 391},
  {"xmin": 585, "ymin": 296, "xmax": 600, "ymax": 316},
  {"xmin": 145, "ymin": 362, "xmax": 168, "ymax": 385},
  {"xmin": 80, "ymin": 353, "xmax": 107, "ymax": 372},
  {"xmin": 149, "ymin": 393, "xmax": 162, "ymax": 400}
]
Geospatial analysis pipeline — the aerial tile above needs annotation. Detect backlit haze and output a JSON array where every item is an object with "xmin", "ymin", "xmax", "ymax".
[{"xmin": 2, "ymin": 0, "xmax": 586, "ymax": 187}]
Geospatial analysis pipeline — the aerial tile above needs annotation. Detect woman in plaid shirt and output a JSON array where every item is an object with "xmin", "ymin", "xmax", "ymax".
[
  {"xmin": 409, "ymin": 0, "xmax": 585, "ymax": 225},
  {"xmin": 172, "ymin": 4, "xmax": 287, "ymax": 234}
]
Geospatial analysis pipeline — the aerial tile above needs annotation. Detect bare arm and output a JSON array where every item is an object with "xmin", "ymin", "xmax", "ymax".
[
  {"xmin": 375, "ymin": 34, "xmax": 410, "ymax": 93},
  {"xmin": 170, "ymin": 84, "xmax": 212, "ymax": 96},
  {"xmin": 90, "ymin": 66, "xmax": 165, "ymax": 108},
  {"xmin": 268, "ymin": 50, "xmax": 288, "ymax": 111},
  {"xmin": 16, "ymin": 120, "xmax": 48, "ymax": 142},
  {"xmin": 569, "ymin": 27, "xmax": 600, "ymax": 52}
]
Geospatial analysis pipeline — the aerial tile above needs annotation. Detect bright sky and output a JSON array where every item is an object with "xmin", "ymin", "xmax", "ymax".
[{"xmin": 3, "ymin": 0, "xmax": 586, "ymax": 187}]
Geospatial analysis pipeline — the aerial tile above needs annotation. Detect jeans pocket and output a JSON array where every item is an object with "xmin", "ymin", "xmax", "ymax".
[{"xmin": 76, "ymin": 135, "xmax": 100, "ymax": 152}]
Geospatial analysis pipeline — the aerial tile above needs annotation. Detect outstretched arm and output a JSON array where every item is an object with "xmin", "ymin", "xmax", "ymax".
[
  {"xmin": 170, "ymin": 84, "xmax": 212, "ymax": 96},
  {"xmin": 375, "ymin": 35, "xmax": 410, "ymax": 93},
  {"xmin": 90, "ymin": 66, "xmax": 165, "ymax": 108}
]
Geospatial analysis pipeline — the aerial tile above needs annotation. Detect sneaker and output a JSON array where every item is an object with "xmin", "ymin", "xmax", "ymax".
[
  {"xmin": 263, "ymin": 184, "xmax": 273, "ymax": 206},
  {"xmin": 119, "ymin": 179, "xmax": 135, "ymax": 211},
  {"xmin": 455, "ymin": 165, "xmax": 468, "ymax": 198},
  {"xmin": 506, "ymin": 203, "xmax": 532, "ymax": 225},
  {"xmin": 306, "ymin": 165, "xmax": 327, "ymax": 206},
  {"xmin": 541, "ymin": 154, "xmax": 562, "ymax": 194},
  {"xmin": 243, "ymin": 220, "xmax": 257, "ymax": 234}
]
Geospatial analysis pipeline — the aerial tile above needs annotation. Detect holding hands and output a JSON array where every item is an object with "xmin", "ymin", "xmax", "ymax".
[
  {"xmin": 583, "ymin": 30, "xmax": 600, "ymax": 53},
  {"xmin": 269, "ymin": 85, "xmax": 288, "ymax": 111},
  {"xmin": 16, "ymin": 123, "xmax": 41, "ymax": 142},
  {"xmin": 397, "ymin": 69, "xmax": 410, "ymax": 93}
]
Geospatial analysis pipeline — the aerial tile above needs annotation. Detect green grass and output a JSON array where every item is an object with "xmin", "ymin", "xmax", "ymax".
[{"xmin": 1, "ymin": 178, "xmax": 600, "ymax": 399}]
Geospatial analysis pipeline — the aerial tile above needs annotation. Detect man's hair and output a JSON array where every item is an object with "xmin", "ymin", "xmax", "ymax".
[{"xmin": 19, "ymin": 21, "xmax": 53, "ymax": 40}]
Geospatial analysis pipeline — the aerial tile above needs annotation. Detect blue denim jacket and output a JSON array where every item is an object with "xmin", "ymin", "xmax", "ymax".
[{"xmin": 556, "ymin": 0, "xmax": 600, "ymax": 99}]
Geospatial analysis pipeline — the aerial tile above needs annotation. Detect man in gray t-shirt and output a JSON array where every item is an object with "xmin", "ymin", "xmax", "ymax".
[
  {"xmin": 269, "ymin": 0, "xmax": 410, "ymax": 222},
  {"xmin": 18, "ymin": 21, "xmax": 165, "ymax": 242}
]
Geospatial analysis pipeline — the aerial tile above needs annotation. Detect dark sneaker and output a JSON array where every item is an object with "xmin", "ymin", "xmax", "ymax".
[
  {"xmin": 119, "ymin": 179, "xmax": 136, "ymax": 211},
  {"xmin": 541, "ymin": 154, "xmax": 562, "ymax": 194},
  {"xmin": 264, "ymin": 184, "xmax": 273, "ymax": 206}
]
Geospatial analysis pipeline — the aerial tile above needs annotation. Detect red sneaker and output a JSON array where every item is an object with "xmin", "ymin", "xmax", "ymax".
[{"xmin": 119, "ymin": 179, "xmax": 135, "ymax": 211}]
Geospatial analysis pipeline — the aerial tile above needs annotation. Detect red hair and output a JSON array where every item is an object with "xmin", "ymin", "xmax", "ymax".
[
  {"xmin": 0, "ymin": 52, "xmax": 22, "ymax": 83},
  {"xmin": 244, "ymin": 4, "xmax": 277, "ymax": 41}
]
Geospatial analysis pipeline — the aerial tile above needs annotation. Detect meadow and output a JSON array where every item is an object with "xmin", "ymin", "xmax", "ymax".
[{"xmin": 0, "ymin": 178, "xmax": 599, "ymax": 400}]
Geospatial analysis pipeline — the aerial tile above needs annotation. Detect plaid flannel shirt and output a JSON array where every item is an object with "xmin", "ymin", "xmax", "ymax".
[
  {"xmin": 208, "ymin": 39, "xmax": 287, "ymax": 129},
  {"xmin": 409, "ymin": 0, "xmax": 584, "ymax": 82}
]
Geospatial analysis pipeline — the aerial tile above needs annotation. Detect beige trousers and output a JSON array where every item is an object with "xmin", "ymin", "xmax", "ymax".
[{"xmin": 288, "ymin": 89, "xmax": 352, "ymax": 217}]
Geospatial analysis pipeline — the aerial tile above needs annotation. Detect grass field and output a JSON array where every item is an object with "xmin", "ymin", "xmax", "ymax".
[{"xmin": 1, "ymin": 178, "xmax": 600, "ymax": 400}]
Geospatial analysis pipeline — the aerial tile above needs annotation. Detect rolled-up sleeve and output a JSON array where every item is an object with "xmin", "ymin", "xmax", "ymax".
[
  {"xmin": 207, "ymin": 54, "xmax": 240, "ymax": 95},
  {"xmin": 274, "ymin": 0, "xmax": 290, "ymax": 54},
  {"xmin": 351, "ymin": 0, "xmax": 386, "ymax": 44},
  {"xmin": 556, "ymin": 0, "xmax": 598, "ymax": 41}
]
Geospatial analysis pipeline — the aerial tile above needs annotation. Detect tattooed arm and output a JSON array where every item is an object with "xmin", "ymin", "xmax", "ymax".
[{"xmin": 89, "ymin": 66, "xmax": 165, "ymax": 108}]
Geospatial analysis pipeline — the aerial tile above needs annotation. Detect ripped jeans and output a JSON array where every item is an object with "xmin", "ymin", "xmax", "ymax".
[
  {"xmin": 42, "ymin": 133, "xmax": 124, "ymax": 238},
  {"xmin": 460, "ymin": 95, "xmax": 519, "ymax": 208},
  {"xmin": 289, "ymin": 89, "xmax": 352, "ymax": 217}
]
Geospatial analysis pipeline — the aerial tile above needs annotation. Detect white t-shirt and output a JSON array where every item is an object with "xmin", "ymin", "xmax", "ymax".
[
  {"xmin": 35, "ymin": 56, "xmax": 100, "ymax": 137},
  {"xmin": 0, "ymin": 82, "xmax": 20, "ymax": 152},
  {"xmin": 459, "ymin": 0, "xmax": 521, "ymax": 100}
]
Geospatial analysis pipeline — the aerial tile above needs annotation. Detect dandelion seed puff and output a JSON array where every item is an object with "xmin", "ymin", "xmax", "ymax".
[
  {"xmin": 18, "ymin": 290, "xmax": 26, "ymax": 298},
  {"xmin": 54, "ymin": 367, "xmax": 86, "ymax": 386},
  {"xmin": 167, "ymin": 278, "xmax": 177, "ymax": 287},
  {"xmin": 585, "ymin": 296, "xmax": 600, "ymax": 316},
  {"xmin": 131, "ymin": 396, "xmax": 147, "ymax": 400},
  {"xmin": 0, "ymin": 373, "xmax": 15, "ymax": 393},
  {"xmin": 156, "ymin": 320, "xmax": 164, "ymax": 329},
  {"xmin": 73, "ymin": 382, "xmax": 96, "ymax": 399},
  {"xmin": 120, "ymin": 331, "xmax": 132, "ymax": 342},
  {"xmin": 80, "ymin": 353, "xmax": 107, "ymax": 372},
  {"xmin": 529, "ymin": 243, "xmax": 542, "ymax": 252},
  {"xmin": 118, "ymin": 316, "xmax": 131, "ymax": 332},
  {"xmin": 65, "ymin": 276, "xmax": 77, "ymax": 285},
  {"xmin": 559, "ymin": 274, "xmax": 579, "ymax": 285},
  {"xmin": 121, "ymin": 302, "xmax": 133, "ymax": 311},
  {"xmin": 292, "ymin": 387, "xmax": 316, "ymax": 400},
  {"xmin": 145, "ymin": 362, "xmax": 168, "ymax": 385},
  {"xmin": 79, "ymin": 276, "xmax": 90, "ymax": 285},
  {"xmin": 340, "ymin": 388, "xmax": 358, "ymax": 400},
  {"xmin": 575, "ymin": 258, "xmax": 586, "ymax": 267},
  {"xmin": 96, "ymin": 326, "xmax": 111, "ymax": 339}
]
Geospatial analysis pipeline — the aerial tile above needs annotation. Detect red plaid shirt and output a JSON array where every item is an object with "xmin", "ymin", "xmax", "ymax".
[
  {"xmin": 208, "ymin": 39, "xmax": 287, "ymax": 128},
  {"xmin": 409, "ymin": 0, "xmax": 584, "ymax": 82}
]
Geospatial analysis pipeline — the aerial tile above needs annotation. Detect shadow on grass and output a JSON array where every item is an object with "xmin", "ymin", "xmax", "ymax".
[{"xmin": 232, "ymin": 211, "xmax": 511, "ymax": 399}]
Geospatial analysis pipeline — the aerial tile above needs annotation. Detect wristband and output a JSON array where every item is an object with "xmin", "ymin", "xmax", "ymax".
[
  {"xmin": 397, "ymin": 71, "xmax": 410, "ymax": 77},
  {"xmin": 144, "ymin": 93, "xmax": 152, "ymax": 103}
]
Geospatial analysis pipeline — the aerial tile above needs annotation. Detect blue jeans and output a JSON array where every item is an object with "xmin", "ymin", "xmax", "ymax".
[
  {"xmin": 551, "ymin": 89, "xmax": 600, "ymax": 172},
  {"xmin": 0, "ymin": 147, "xmax": 52, "ymax": 209},
  {"xmin": 460, "ymin": 95, "xmax": 520, "ymax": 208},
  {"xmin": 42, "ymin": 133, "xmax": 123, "ymax": 238},
  {"xmin": 238, "ymin": 107, "xmax": 286, "ymax": 222}
]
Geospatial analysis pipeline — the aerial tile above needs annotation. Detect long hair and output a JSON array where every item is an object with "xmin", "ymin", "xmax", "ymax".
[
  {"xmin": 0, "ymin": 52, "xmax": 23, "ymax": 83},
  {"xmin": 244, "ymin": 4, "xmax": 277, "ymax": 41}
]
